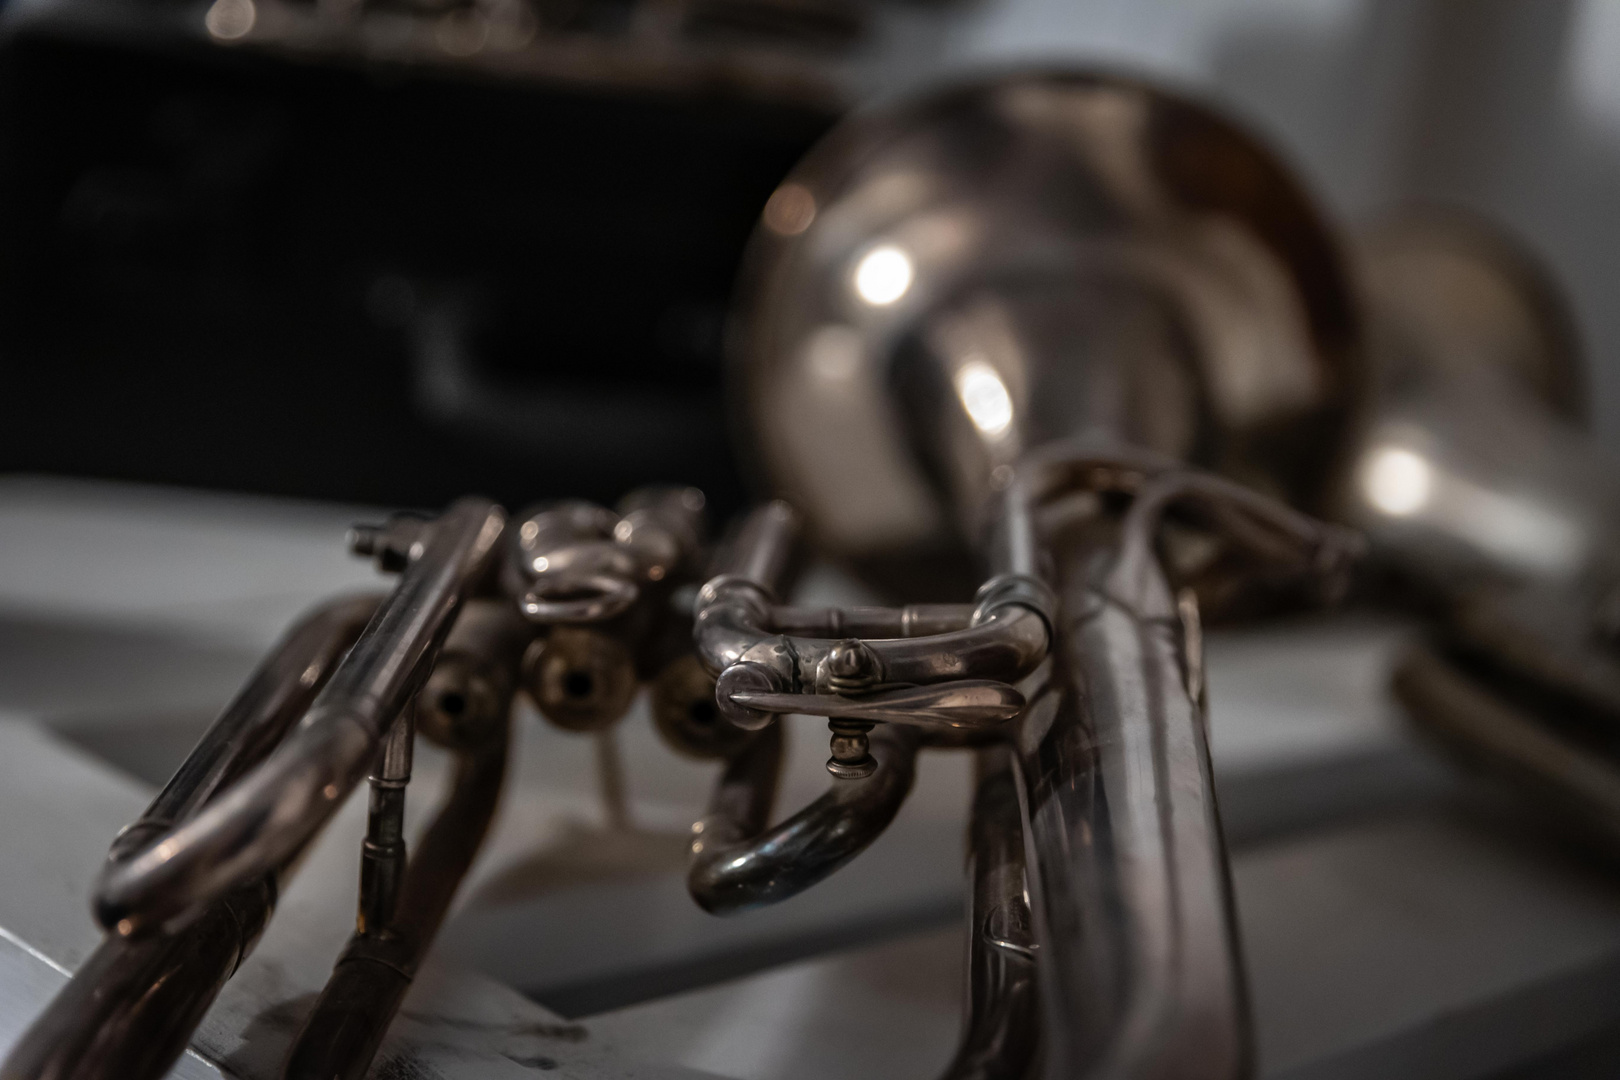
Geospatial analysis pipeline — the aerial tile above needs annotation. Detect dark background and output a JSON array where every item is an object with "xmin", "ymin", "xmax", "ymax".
[{"xmin": 0, "ymin": 12, "xmax": 837, "ymax": 516}]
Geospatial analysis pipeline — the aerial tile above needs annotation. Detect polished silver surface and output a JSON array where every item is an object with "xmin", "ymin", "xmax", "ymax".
[
  {"xmin": 3, "ymin": 479, "xmax": 1613, "ymax": 1079},
  {"xmin": 1351, "ymin": 213, "xmax": 1620, "ymax": 862},
  {"xmin": 1000, "ymin": 459, "xmax": 1355, "ymax": 1080},
  {"xmin": 14, "ymin": 56, "xmax": 1617, "ymax": 1080},
  {"xmin": 516, "ymin": 489, "xmax": 708, "ymax": 733},
  {"xmin": 727, "ymin": 69, "xmax": 1364, "ymax": 1080},
  {"xmin": 1348, "ymin": 213, "xmax": 1620, "ymax": 591},
  {"xmin": 283, "ymin": 705, "xmax": 512, "ymax": 1080},
  {"xmin": 512, "ymin": 489, "xmax": 706, "ymax": 627},
  {"xmin": 417, "ymin": 599, "xmax": 533, "ymax": 750},
  {"xmin": 688, "ymin": 723, "xmax": 924, "ymax": 915},
  {"xmin": 94, "ymin": 497, "xmax": 507, "ymax": 939},
  {"xmin": 727, "ymin": 680, "xmax": 1025, "ymax": 729},
  {"xmin": 2, "ymin": 497, "xmax": 511, "ymax": 1080},
  {"xmin": 734, "ymin": 73, "xmax": 1358, "ymax": 564},
  {"xmin": 695, "ymin": 499, "xmax": 1052, "ymax": 735},
  {"xmin": 0, "ymin": 595, "xmax": 379, "ymax": 1080},
  {"xmin": 938, "ymin": 747, "xmax": 1037, "ymax": 1080},
  {"xmin": 767, "ymin": 603, "xmax": 976, "ymax": 638}
]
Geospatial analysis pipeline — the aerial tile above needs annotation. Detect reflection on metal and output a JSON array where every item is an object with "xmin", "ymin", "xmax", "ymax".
[
  {"xmin": 1351, "ymin": 427, "xmax": 1592, "ymax": 581},
  {"xmin": 416, "ymin": 600, "xmax": 531, "ymax": 751},
  {"xmin": 737, "ymin": 73, "xmax": 1357, "ymax": 560},
  {"xmin": 955, "ymin": 360, "xmax": 1015, "ymax": 439},
  {"xmin": 651, "ymin": 653, "xmax": 747, "ymax": 761},
  {"xmin": 1361, "ymin": 446, "xmax": 1432, "ymax": 517},
  {"xmin": 94, "ymin": 499, "xmax": 507, "ymax": 940},
  {"xmin": 1351, "ymin": 212, "xmax": 1617, "ymax": 591},
  {"xmin": 2, "ymin": 66, "xmax": 1395, "ymax": 1080},
  {"xmin": 727, "ymin": 71, "xmax": 1364, "ymax": 1080},
  {"xmin": 284, "ymin": 711, "xmax": 511, "ymax": 1080},
  {"xmin": 515, "ymin": 488, "xmax": 707, "ymax": 735},
  {"xmin": 1358, "ymin": 213, "xmax": 1620, "ymax": 861},
  {"xmin": 853, "ymin": 245, "xmax": 915, "ymax": 307},
  {"xmin": 1, "ymin": 483, "xmax": 715, "ymax": 1080},
  {"xmin": 1016, "ymin": 461, "xmax": 1354, "ymax": 1080},
  {"xmin": 204, "ymin": 0, "xmax": 256, "ymax": 41},
  {"xmin": 687, "ymin": 722, "xmax": 925, "ymax": 914},
  {"xmin": 692, "ymin": 497, "xmax": 1053, "ymax": 737},
  {"xmin": 1357, "ymin": 424, "xmax": 1589, "ymax": 578},
  {"xmin": 763, "ymin": 183, "xmax": 818, "ymax": 237},
  {"xmin": 937, "ymin": 747, "xmax": 1038, "ymax": 1080},
  {"xmin": 0, "ymin": 594, "xmax": 379, "ymax": 1080}
]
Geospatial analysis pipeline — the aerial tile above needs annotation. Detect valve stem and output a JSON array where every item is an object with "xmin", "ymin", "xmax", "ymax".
[{"xmin": 827, "ymin": 718, "xmax": 876, "ymax": 779}]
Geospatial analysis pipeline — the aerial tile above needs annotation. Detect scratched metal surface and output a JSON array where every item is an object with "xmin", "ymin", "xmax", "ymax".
[{"xmin": 7, "ymin": 477, "xmax": 1616, "ymax": 1078}]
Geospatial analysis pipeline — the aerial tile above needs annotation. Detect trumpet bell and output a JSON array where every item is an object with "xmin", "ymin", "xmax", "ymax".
[{"xmin": 733, "ymin": 71, "xmax": 1362, "ymax": 562}]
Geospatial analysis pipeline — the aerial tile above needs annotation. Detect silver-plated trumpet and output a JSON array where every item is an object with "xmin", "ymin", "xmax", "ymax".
[
  {"xmin": 0, "ymin": 488, "xmax": 713, "ymax": 1080},
  {"xmin": 715, "ymin": 71, "xmax": 1364, "ymax": 1079},
  {"xmin": 1, "ymin": 70, "xmax": 1371, "ymax": 1080}
]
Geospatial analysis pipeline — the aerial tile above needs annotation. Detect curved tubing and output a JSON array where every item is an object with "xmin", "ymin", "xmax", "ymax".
[
  {"xmin": 101, "ymin": 593, "xmax": 382, "ymax": 877},
  {"xmin": 938, "ymin": 747, "xmax": 1039, "ymax": 1080},
  {"xmin": 0, "ymin": 594, "xmax": 380, "ymax": 1080},
  {"xmin": 282, "ymin": 716, "xmax": 510, "ymax": 1080},
  {"xmin": 96, "ymin": 497, "xmax": 507, "ymax": 937},
  {"xmin": 1110, "ymin": 470, "xmax": 1361, "ymax": 610},
  {"xmin": 1022, "ymin": 439, "xmax": 1360, "ymax": 580},
  {"xmin": 699, "ymin": 588, "xmax": 1050, "ymax": 689},
  {"xmin": 696, "ymin": 497, "xmax": 1051, "ymax": 694},
  {"xmin": 689, "ymin": 724, "xmax": 921, "ymax": 914}
]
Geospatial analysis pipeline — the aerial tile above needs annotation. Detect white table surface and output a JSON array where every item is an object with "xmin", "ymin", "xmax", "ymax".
[{"xmin": 0, "ymin": 476, "xmax": 1613, "ymax": 1079}]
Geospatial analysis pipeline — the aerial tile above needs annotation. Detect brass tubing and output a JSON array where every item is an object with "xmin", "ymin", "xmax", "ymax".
[
  {"xmin": 697, "ymin": 500, "xmax": 1051, "ymax": 724},
  {"xmin": 1005, "ymin": 466, "xmax": 1351, "ymax": 1080},
  {"xmin": 703, "ymin": 501, "xmax": 1056, "ymax": 735},
  {"xmin": 703, "ymin": 593, "xmax": 1049, "ymax": 689},
  {"xmin": 357, "ymin": 712, "xmax": 413, "ymax": 937},
  {"xmin": 283, "ymin": 717, "xmax": 510, "ymax": 1080},
  {"xmin": 0, "ymin": 882, "xmax": 273, "ymax": 1080},
  {"xmin": 938, "ymin": 747, "xmax": 1038, "ymax": 1080},
  {"xmin": 417, "ymin": 600, "xmax": 532, "ymax": 750},
  {"xmin": 102, "ymin": 594, "xmax": 381, "ymax": 885},
  {"xmin": 527, "ymin": 626, "xmax": 639, "ymax": 732},
  {"xmin": 97, "ymin": 497, "xmax": 506, "ymax": 938},
  {"xmin": 984, "ymin": 478, "xmax": 1040, "ymax": 582},
  {"xmin": 1017, "ymin": 525, "xmax": 1249, "ymax": 1080},
  {"xmin": 688, "ymin": 724, "xmax": 921, "ymax": 914},
  {"xmin": 728, "ymin": 499, "xmax": 800, "ymax": 598},
  {"xmin": 766, "ymin": 604, "xmax": 975, "ymax": 638},
  {"xmin": 0, "ymin": 594, "xmax": 378, "ymax": 1080},
  {"xmin": 692, "ymin": 501, "xmax": 803, "ymax": 675},
  {"xmin": 650, "ymin": 653, "xmax": 753, "ymax": 761}
]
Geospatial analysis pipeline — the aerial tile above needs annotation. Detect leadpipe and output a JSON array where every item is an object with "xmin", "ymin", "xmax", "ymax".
[{"xmin": 1019, "ymin": 468, "xmax": 1354, "ymax": 1079}]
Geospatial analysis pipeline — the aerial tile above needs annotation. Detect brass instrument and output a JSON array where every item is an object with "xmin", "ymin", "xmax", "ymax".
[
  {"xmin": 1342, "ymin": 212, "xmax": 1620, "ymax": 849},
  {"xmin": 1, "ymin": 70, "xmax": 1372, "ymax": 1080},
  {"xmin": 722, "ymin": 72, "xmax": 1362, "ymax": 1078}
]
